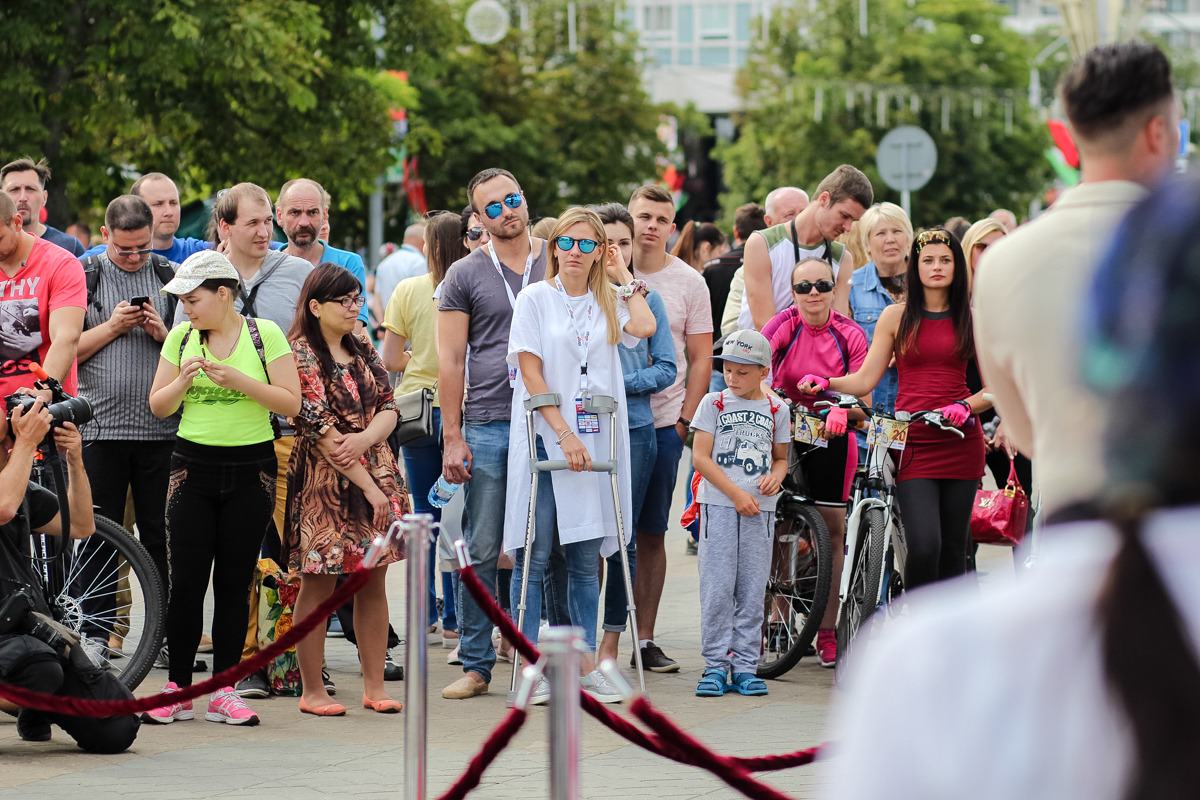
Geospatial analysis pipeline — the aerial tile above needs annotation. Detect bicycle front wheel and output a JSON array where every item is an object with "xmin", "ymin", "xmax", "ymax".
[
  {"xmin": 835, "ymin": 506, "xmax": 885, "ymax": 673},
  {"xmin": 48, "ymin": 515, "xmax": 166, "ymax": 689},
  {"xmin": 758, "ymin": 502, "xmax": 832, "ymax": 679}
]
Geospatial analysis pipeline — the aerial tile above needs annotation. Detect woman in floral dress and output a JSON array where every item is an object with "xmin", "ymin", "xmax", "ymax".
[{"xmin": 284, "ymin": 263, "xmax": 409, "ymax": 716}]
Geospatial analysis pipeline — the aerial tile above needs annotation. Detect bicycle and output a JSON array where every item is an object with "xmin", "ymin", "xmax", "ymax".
[
  {"xmin": 23, "ymin": 371, "xmax": 166, "ymax": 690},
  {"xmin": 812, "ymin": 394, "xmax": 965, "ymax": 673},
  {"xmin": 756, "ymin": 395, "xmax": 834, "ymax": 680}
]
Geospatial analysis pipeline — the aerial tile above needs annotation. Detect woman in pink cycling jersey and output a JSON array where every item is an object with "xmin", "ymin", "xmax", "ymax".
[{"xmin": 763, "ymin": 256, "xmax": 870, "ymax": 667}]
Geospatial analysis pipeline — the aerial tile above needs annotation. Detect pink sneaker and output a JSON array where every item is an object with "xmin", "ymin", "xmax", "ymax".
[
  {"xmin": 817, "ymin": 629, "xmax": 837, "ymax": 668},
  {"xmin": 141, "ymin": 682, "xmax": 194, "ymax": 724},
  {"xmin": 206, "ymin": 686, "xmax": 261, "ymax": 726}
]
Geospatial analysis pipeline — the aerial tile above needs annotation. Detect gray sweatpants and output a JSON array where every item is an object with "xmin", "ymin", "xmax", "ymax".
[{"xmin": 698, "ymin": 503, "xmax": 774, "ymax": 674}]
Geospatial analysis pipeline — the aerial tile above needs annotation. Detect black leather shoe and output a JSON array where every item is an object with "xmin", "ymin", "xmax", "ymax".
[
  {"xmin": 17, "ymin": 709, "xmax": 51, "ymax": 742},
  {"xmin": 384, "ymin": 650, "xmax": 404, "ymax": 681},
  {"xmin": 633, "ymin": 642, "xmax": 680, "ymax": 673}
]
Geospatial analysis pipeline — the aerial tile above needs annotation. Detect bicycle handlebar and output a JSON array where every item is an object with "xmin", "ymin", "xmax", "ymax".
[{"xmin": 809, "ymin": 393, "xmax": 969, "ymax": 438}]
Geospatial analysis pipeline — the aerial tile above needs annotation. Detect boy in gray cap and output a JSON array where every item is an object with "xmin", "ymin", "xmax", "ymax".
[{"xmin": 690, "ymin": 329, "xmax": 789, "ymax": 698}]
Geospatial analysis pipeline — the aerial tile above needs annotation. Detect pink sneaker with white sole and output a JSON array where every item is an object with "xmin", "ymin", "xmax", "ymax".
[
  {"xmin": 206, "ymin": 687, "xmax": 260, "ymax": 725},
  {"xmin": 141, "ymin": 681, "xmax": 194, "ymax": 724}
]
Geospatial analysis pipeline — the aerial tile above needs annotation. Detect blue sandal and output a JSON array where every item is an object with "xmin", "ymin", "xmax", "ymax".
[
  {"xmin": 695, "ymin": 668, "xmax": 728, "ymax": 697},
  {"xmin": 729, "ymin": 672, "xmax": 768, "ymax": 696}
]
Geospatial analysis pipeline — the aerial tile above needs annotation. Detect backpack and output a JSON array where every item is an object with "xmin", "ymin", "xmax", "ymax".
[
  {"xmin": 81, "ymin": 254, "xmax": 178, "ymax": 322},
  {"xmin": 178, "ymin": 317, "xmax": 282, "ymax": 439}
]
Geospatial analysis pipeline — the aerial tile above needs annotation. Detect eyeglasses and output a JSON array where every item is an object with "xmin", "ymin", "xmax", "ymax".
[
  {"xmin": 115, "ymin": 247, "xmax": 153, "ymax": 258},
  {"xmin": 793, "ymin": 280, "xmax": 835, "ymax": 294},
  {"xmin": 466, "ymin": 227, "xmax": 484, "ymax": 241},
  {"xmin": 326, "ymin": 295, "xmax": 366, "ymax": 309},
  {"xmin": 555, "ymin": 236, "xmax": 599, "ymax": 254},
  {"xmin": 483, "ymin": 193, "xmax": 523, "ymax": 219}
]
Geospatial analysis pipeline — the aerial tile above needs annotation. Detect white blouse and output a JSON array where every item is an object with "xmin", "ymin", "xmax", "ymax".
[{"xmin": 504, "ymin": 280, "xmax": 637, "ymax": 557}]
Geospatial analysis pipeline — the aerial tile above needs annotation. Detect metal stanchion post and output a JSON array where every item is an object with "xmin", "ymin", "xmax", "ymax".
[
  {"xmin": 542, "ymin": 626, "xmax": 585, "ymax": 800},
  {"xmin": 405, "ymin": 514, "xmax": 433, "ymax": 800}
]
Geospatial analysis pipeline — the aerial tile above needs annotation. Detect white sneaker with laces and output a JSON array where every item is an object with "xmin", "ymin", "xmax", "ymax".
[
  {"xmin": 529, "ymin": 675, "xmax": 551, "ymax": 706},
  {"xmin": 580, "ymin": 670, "xmax": 624, "ymax": 704}
]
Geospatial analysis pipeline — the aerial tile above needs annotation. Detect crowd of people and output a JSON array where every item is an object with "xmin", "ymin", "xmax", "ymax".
[{"xmin": 2, "ymin": 37, "xmax": 1199, "ymax": 797}]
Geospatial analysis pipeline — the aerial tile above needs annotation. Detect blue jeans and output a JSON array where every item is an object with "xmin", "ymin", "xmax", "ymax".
[
  {"xmin": 454, "ymin": 420, "xmax": 510, "ymax": 684},
  {"xmin": 603, "ymin": 423, "xmax": 655, "ymax": 632},
  {"xmin": 511, "ymin": 438, "xmax": 604, "ymax": 652},
  {"xmin": 402, "ymin": 408, "xmax": 457, "ymax": 631}
]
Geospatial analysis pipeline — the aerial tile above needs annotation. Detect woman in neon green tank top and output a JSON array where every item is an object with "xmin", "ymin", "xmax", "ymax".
[{"xmin": 145, "ymin": 251, "xmax": 301, "ymax": 727}]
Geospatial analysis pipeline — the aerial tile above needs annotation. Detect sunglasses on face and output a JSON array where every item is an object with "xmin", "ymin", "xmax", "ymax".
[
  {"xmin": 327, "ymin": 295, "xmax": 366, "ymax": 309},
  {"xmin": 793, "ymin": 280, "xmax": 835, "ymax": 294},
  {"xmin": 466, "ymin": 227, "xmax": 484, "ymax": 241},
  {"xmin": 483, "ymin": 192, "xmax": 523, "ymax": 219},
  {"xmin": 555, "ymin": 236, "xmax": 599, "ymax": 254},
  {"xmin": 116, "ymin": 247, "xmax": 153, "ymax": 258}
]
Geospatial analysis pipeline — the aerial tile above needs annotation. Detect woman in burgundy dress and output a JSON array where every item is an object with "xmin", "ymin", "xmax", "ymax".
[{"xmin": 801, "ymin": 228, "xmax": 987, "ymax": 589}]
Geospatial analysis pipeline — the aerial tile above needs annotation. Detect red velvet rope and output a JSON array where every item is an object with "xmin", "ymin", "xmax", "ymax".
[
  {"xmin": 630, "ymin": 696, "xmax": 796, "ymax": 800},
  {"xmin": 436, "ymin": 707, "xmax": 528, "ymax": 800},
  {"xmin": 0, "ymin": 568, "xmax": 372, "ymax": 716},
  {"xmin": 457, "ymin": 563, "xmax": 825, "ymax": 774}
]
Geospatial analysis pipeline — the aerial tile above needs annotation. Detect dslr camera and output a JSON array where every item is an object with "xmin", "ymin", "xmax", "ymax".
[{"xmin": 4, "ymin": 391, "xmax": 93, "ymax": 429}]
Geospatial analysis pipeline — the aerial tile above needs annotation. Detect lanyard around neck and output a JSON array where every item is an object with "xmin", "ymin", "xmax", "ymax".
[
  {"xmin": 554, "ymin": 276, "xmax": 594, "ymax": 393},
  {"xmin": 487, "ymin": 236, "xmax": 534, "ymax": 308}
]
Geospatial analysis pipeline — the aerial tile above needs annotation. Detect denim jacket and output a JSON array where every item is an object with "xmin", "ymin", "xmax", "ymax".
[
  {"xmin": 620, "ymin": 290, "xmax": 677, "ymax": 430},
  {"xmin": 848, "ymin": 261, "xmax": 899, "ymax": 414}
]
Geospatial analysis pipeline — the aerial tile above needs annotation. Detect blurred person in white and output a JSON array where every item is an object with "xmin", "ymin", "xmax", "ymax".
[{"xmin": 829, "ymin": 176, "xmax": 1200, "ymax": 800}]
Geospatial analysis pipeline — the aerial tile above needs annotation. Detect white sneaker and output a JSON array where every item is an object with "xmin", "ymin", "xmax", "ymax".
[
  {"xmin": 529, "ymin": 675, "xmax": 551, "ymax": 706},
  {"xmin": 580, "ymin": 670, "xmax": 623, "ymax": 704}
]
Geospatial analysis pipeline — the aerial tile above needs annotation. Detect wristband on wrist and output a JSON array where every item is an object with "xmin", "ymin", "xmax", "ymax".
[
  {"xmin": 955, "ymin": 399, "xmax": 972, "ymax": 412},
  {"xmin": 556, "ymin": 428, "xmax": 576, "ymax": 444},
  {"xmin": 616, "ymin": 279, "xmax": 650, "ymax": 301}
]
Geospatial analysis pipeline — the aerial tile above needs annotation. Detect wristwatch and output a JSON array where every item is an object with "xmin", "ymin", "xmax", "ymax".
[
  {"xmin": 616, "ymin": 278, "xmax": 650, "ymax": 300},
  {"xmin": 677, "ymin": 416, "xmax": 691, "ymax": 428}
]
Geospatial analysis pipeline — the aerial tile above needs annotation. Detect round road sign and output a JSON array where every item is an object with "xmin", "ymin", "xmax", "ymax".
[{"xmin": 876, "ymin": 126, "xmax": 938, "ymax": 193}]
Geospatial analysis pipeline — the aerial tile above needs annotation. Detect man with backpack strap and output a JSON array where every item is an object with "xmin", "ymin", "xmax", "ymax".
[
  {"xmin": 74, "ymin": 195, "xmax": 178, "ymax": 655},
  {"xmin": 738, "ymin": 165, "xmax": 873, "ymax": 328}
]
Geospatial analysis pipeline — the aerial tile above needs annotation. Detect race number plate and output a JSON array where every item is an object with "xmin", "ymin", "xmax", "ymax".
[
  {"xmin": 793, "ymin": 413, "xmax": 829, "ymax": 449},
  {"xmin": 866, "ymin": 418, "xmax": 910, "ymax": 451}
]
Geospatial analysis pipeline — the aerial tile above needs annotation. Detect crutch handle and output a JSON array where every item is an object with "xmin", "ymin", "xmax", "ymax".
[
  {"xmin": 532, "ymin": 459, "xmax": 616, "ymax": 473},
  {"xmin": 524, "ymin": 392, "xmax": 562, "ymax": 411}
]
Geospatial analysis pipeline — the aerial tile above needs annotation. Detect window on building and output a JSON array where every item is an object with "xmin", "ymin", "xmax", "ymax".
[
  {"xmin": 699, "ymin": 45, "xmax": 731, "ymax": 66},
  {"xmin": 699, "ymin": 3, "xmax": 731, "ymax": 40},
  {"xmin": 736, "ymin": 2, "xmax": 754, "ymax": 42},
  {"xmin": 1166, "ymin": 0, "xmax": 1188, "ymax": 12},
  {"xmin": 678, "ymin": 48, "xmax": 695, "ymax": 66},
  {"xmin": 736, "ymin": 47, "xmax": 749, "ymax": 66},
  {"xmin": 653, "ymin": 47, "xmax": 673, "ymax": 66},
  {"xmin": 642, "ymin": 4, "xmax": 672, "ymax": 36},
  {"xmin": 678, "ymin": 3, "xmax": 695, "ymax": 43}
]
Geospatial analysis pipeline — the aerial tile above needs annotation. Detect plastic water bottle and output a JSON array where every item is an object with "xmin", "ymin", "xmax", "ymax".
[{"xmin": 428, "ymin": 475, "xmax": 462, "ymax": 509}]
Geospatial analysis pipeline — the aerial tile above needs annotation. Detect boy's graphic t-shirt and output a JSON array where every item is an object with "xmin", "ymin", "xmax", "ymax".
[{"xmin": 692, "ymin": 389, "xmax": 790, "ymax": 512}]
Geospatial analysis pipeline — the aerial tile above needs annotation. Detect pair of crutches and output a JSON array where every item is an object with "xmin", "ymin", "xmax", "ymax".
[{"xmin": 507, "ymin": 392, "xmax": 647, "ymax": 703}]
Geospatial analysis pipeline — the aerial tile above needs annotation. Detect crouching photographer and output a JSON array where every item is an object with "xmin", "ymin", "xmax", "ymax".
[{"xmin": 0, "ymin": 393, "xmax": 139, "ymax": 753}]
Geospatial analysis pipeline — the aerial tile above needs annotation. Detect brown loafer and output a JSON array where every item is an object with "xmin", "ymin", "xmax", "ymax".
[{"xmin": 442, "ymin": 672, "xmax": 489, "ymax": 699}]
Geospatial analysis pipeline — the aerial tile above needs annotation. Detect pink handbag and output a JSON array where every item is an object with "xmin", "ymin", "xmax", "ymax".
[{"xmin": 970, "ymin": 458, "xmax": 1030, "ymax": 547}]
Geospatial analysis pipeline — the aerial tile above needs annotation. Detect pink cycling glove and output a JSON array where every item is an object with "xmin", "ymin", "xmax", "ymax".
[
  {"xmin": 937, "ymin": 401, "xmax": 971, "ymax": 427},
  {"xmin": 798, "ymin": 374, "xmax": 829, "ymax": 394},
  {"xmin": 824, "ymin": 406, "xmax": 848, "ymax": 436}
]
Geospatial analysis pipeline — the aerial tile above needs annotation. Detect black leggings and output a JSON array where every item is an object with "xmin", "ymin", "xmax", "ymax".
[
  {"xmin": 895, "ymin": 478, "xmax": 978, "ymax": 590},
  {"xmin": 165, "ymin": 439, "xmax": 276, "ymax": 686}
]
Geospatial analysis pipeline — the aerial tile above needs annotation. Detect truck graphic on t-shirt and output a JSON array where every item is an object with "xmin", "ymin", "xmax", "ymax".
[{"xmin": 716, "ymin": 436, "xmax": 771, "ymax": 475}]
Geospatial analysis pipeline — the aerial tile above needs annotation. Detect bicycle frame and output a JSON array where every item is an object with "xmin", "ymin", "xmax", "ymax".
[{"xmin": 838, "ymin": 420, "xmax": 899, "ymax": 618}]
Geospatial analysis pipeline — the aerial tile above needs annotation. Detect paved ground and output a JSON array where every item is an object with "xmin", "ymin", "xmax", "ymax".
[{"xmin": 2, "ymin": 461, "xmax": 1019, "ymax": 799}]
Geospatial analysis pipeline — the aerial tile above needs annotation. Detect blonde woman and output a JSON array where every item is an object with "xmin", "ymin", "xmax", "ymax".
[
  {"xmin": 961, "ymin": 218, "xmax": 1008, "ymax": 288},
  {"xmin": 504, "ymin": 207, "xmax": 655, "ymax": 703}
]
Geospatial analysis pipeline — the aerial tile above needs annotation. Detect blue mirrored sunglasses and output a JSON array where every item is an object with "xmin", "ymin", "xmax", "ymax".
[
  {"xmin": 555, "ymin": 236, "xmax": 598, "ymax": 254},
  {"xmin": 484, "ymin": 192, "xmax": 523, "ymax": 219}
]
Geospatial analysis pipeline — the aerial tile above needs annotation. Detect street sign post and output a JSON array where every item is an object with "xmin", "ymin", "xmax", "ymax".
[{"xmin": 876, "ymin": 126, "xmax": 938, "ymax": 220}]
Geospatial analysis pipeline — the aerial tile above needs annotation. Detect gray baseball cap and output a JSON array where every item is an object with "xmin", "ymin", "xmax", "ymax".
[
  {"xmin": 160, "ymin": 250, "xmax": 241, "ymax": 296},
  {"xmin": 714, "ymin": 329, "xmax": 771, "ymax": 368}
]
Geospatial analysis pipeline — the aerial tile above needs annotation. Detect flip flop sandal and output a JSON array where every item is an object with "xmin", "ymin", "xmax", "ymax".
[
  {"xmin": 729, "ymin": 672, "xmax": 768, "ymax": 696},
  {"xmin": 695, "ymin": 668, "xmax": 728, "ymax": 697}
]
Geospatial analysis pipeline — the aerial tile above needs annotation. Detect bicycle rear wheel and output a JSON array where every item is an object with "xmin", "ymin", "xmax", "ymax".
[
  {"xmin": 835, "ymin": 506, "xmax": 885, "ymax": 674},
  {"xmin": 46, "ymin": 515, "xmax": 166, "ymax": 689},
  {"xmin": 757, "ymin": 502, "xmax": 831, "ymax": 679}
]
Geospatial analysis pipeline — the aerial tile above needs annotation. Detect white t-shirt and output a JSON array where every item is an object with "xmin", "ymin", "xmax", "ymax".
[
  {"xmin": 504, "ymin": 280, "xmax": 637, "ymax": 556},
  {"xmin": 829, "ymin": 510, "xmax": 1200, "ymax": 800},
  {"xmin": 691, "ymin": 389, "xmax": 790, "ymax": 511}
]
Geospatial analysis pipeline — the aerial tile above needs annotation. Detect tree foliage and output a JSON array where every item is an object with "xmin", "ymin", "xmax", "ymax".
[
  {"xmin": 1, "ymin": 0, "xmax": 412, "ymax": 227},
  {"xmin": 385, "ymin": 0, "xmax": 672, "ymax": 218},
  {"xmin": 715, "ymin": 0, "xmax": 1052, "ymax": 228}
]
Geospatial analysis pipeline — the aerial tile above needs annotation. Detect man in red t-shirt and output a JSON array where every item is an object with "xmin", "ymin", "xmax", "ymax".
[{"xmin": 0, "ymin": 192, "xmax": 86, "ymax": 397}]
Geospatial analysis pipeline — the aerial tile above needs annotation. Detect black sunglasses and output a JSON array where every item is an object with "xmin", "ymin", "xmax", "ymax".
[
  {"xmin": 793, "ymin": 280, "xmax": 835, "ymax": 294},
  {"xmin": 466, "ymin": 227, "xmax": 484, "ymax": 241}
]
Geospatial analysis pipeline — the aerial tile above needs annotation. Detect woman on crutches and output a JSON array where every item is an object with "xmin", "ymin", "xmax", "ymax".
[{"xmin": 505, "ymin": 207, "xmax": 656, "ymax": 703}]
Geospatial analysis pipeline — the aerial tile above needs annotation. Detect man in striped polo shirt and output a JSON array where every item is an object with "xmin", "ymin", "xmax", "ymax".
[{"xmin": 74, "ymin": 194, "xmax": 178, "ymax": 652}]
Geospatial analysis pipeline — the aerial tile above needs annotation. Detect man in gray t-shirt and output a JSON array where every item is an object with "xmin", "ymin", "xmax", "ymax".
[{"xmin": 436, "ymin": 167, "xmax": 546, "ymax": 700}]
